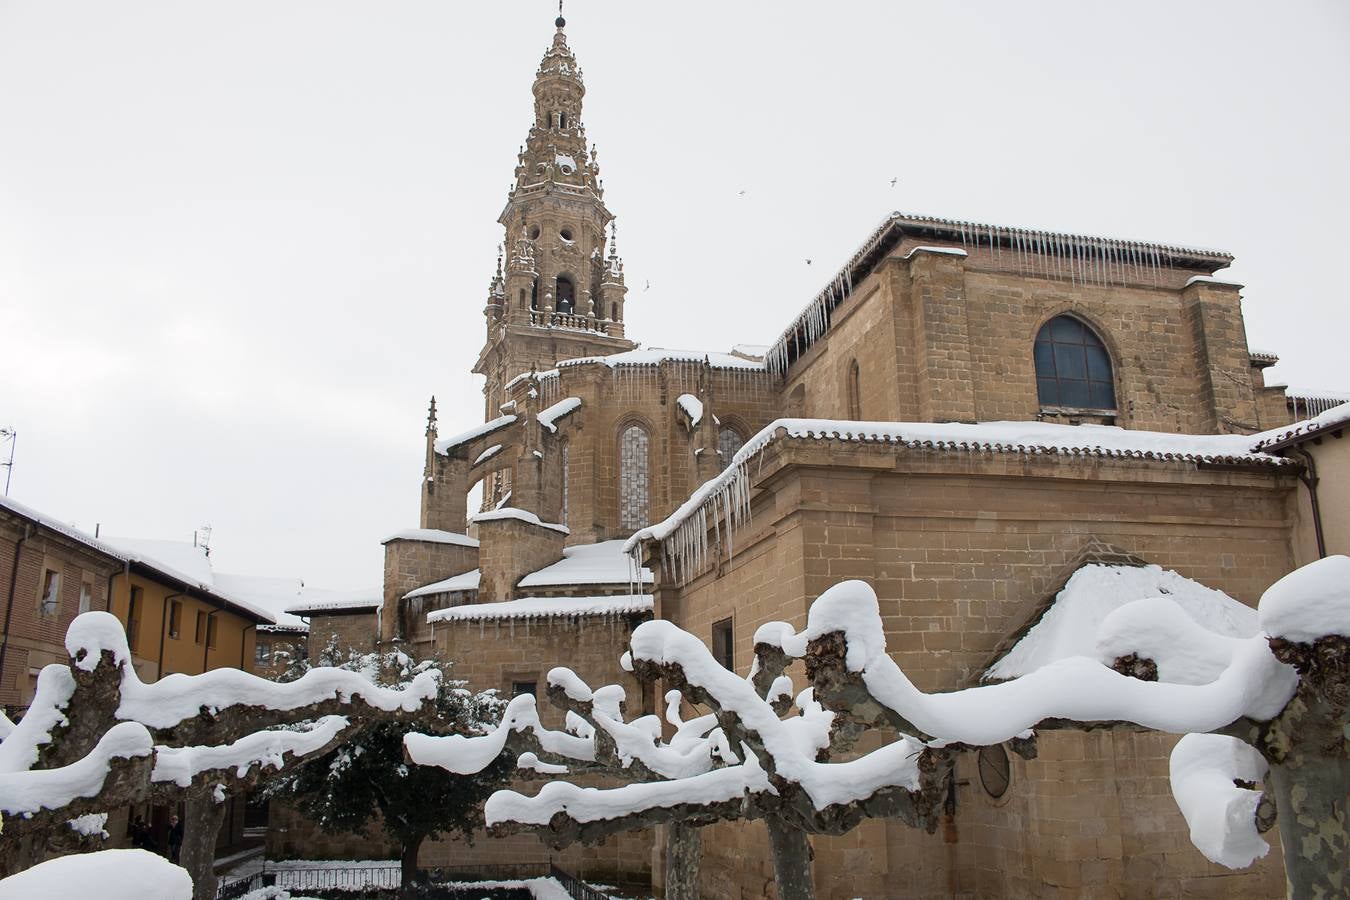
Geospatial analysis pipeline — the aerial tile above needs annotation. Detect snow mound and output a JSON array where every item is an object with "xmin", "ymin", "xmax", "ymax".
[
  {"xmin": 66, "ymin": 611, "xmax": 134, "ymax": 672},
  {"xmin": 1258, "ymin": 555, "xmax": 1350, "ymax": 642},
  {"xmin": 987, "ymin": 565, "xmax": 1258, "ymax": 680},
  {"xmin": 0, "ymin": 849, "xmax": 193, "ymax": 900},
  {"xmin": 1169, "ymin": 734, "xmax": 1270, "ymax": 868}
]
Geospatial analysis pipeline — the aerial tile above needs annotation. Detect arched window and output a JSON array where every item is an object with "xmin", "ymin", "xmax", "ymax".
[
  {"xmin": 530, "ymin": 278, "xmax": 539, "ymax": 311},
  {"xmin": 610, "ymin": 302, "xmax": 618, "ymax": 321},
  {"xmin": 718, "ymin": 427, "xmax": 745, "ymax": 469},
  {"xmin": 846, "ymin": 359, "xmax": 862, "ymax": 420},
  {"xmin": 1034, "ymin": 316, "xmax": 1116, "ymax": 410},
  {"xmin": 556, "ymin": 276, "xmax": 575, "ymax": 314},
  {"xmin": 618, "ymin": 423, "xmax": 650, "ymax": 530}
]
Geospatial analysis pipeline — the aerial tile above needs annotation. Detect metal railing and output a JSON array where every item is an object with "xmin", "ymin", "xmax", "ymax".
[{"xmin": 217, "ymin": 861, "xmax": 612, "ymax": 899}]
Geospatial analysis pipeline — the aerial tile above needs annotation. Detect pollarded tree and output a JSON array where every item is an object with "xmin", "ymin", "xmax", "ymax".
[
  {"xmin": 406, "ymin": 625, "xmax": 956, "ymax": 900},
  {"xmin": 262, "ymin": 643, "xmax": 512, "ymax": 886},
  {"xmin": 0, "ymin": 611, "xmax": 441, "ymax": 900},
  {"xmin": 409, "ymin": 555, "xmax": 1350, "ymax": 900}
]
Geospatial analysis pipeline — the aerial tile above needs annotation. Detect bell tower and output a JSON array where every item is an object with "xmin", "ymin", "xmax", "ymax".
[{"xmin": 473, "ymin": 11, "xmax": 635, "ymax": 418}]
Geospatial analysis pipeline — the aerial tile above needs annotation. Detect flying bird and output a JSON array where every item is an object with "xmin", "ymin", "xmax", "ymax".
[
  {"xmin": 738, "ymin": 190, "xmax": 746, "ymax": 197},
  {"xmin": 644, "ymin": 280, "xmax": 651, "ymax": 291},
  {"xmin": 805, "ymin": 259, "xmax": 812, "ymax": 265},
  {"xmin": 890, "ymin": 177, "xmax": 898, "ymax": 188}
]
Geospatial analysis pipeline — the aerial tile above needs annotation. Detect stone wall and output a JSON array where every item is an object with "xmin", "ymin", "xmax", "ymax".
[
  {"xmin": 309, "ymin": 611, "xmax": 378, "ymax": 658},
  {"xmin": 649, "ymin": 441, "xmax": 1296, "ymax": 898},
  {"xmin": 382, "ymin": 538, "xmax": 478, "ymax": 641}
]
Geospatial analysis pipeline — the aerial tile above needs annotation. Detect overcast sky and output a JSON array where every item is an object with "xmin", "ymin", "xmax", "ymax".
[{"xmin": 2, "ymin": 1, "xmax": 1347, "ymax": 589}]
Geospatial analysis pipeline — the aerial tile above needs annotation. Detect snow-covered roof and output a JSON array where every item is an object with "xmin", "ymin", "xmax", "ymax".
[
  {"xmin": 404, "ymin": 569, "xmax": 481, "ymax": 600},
  {"xmin": 469, "ymin": 507, "xmax": 569, "ymax": 535},
  {"xmin": 555, "ymin": 347, "xmax": 766, "ymax": 372},
  {"xmin": 538, "ymin": 396, "xmax": 582, "ymax": 433},
  {"xmin": 427, "ymin": 594, "xmax": 653, "ymax": 624},
  {"xmin": 984, "ymin": 564, "xmax": 1258, "ymax": 682},
  {"xmin": 1247, "ymin": 349, "xmax": 1279, "ymax": 365},
  {"xmin": 626, "ymin": 417, "xmax": 1293, "ymax": 572},
  {"xmin": 285, "ymin": 587, "xmax": 382, "ymax": 617},
  {"xmin": 731, "ymin": 344, "xmax": 769, "ymax": 360},
  {"xmin": 1251, "ymin": 402, "xmax": 1350, "ymax": 451},
  {"xmin": 0, "ymin": 494, "xmax": 131, "ymax": 566},
  {"xmin": 211, "ymin": 574, "xmax": 308, "ymax": 633},
  {"xmin": 102, "ymin": 536, "xmax": 214, "ymax": 586},
  {"xmin": 518, "ymin": 540, "xmax": 653, "ymax": 589},
  {"xmin": 434, "ymin": 414, "xmax": 517, "ymax": 455},
  {"xmin": 381, "ymin": 528, "xmax": 480, "ymax": 548},
  {"xmin": 765, "ymin": 210, "xmax": 1234, "ymax": 375}
]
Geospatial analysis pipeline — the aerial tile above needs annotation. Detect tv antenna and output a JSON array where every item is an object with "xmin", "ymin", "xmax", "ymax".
[{"xmin": 0, "ymin": 428, "xmax": 15, "ymax": 496}]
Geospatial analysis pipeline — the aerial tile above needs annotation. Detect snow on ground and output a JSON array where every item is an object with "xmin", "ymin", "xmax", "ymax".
[
  {"xmin": 0, "ymin": 849, "xmax": 193, "ymax": 900},
  {"xmin": 518, "ymin": 540, "xmax": 653, "ymax": 589},
  {"xmin": 985, "ymin": 564, "xmax": 1258, "ymax": 681},
  {"xmin": 428, "ymin": 594, "xmax": 652, "ymax": 624}
]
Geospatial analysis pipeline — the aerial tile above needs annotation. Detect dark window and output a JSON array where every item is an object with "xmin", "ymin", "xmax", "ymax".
[
  {"xmin": 1034, "ymin": 316, "xmax": 1116, "ymax": 410},
  {"xmin": 610, "ymin": 302, "xmax": 618, "ymax": 321},
  {"xmin": 78, "ymin": 581, "xmax": 93, "ymax": 615},
  {"xmin": 511, "ymin": 680, "xmax": 537, "ymax": 698},
  {"xmin": 195, "ymin": 610, "xmax": 206, "ymax": 644},
  {"xmin": 254, "ymin": 641, "xmax": 271, "ymax": 665},
  {"xmin": 126, "ymin": 587, "xmax": 143, "ymax": 652},
  {"xmin": 39, "ymin": 569, "xmax": 60, "ymax": 617},
  {"xmin": 847, "ymin": 360, "xmax": 862, "ymax": 420},
  {"xmin": 712, "ymin": 618, "xmax": 734, "ymax": 672},
  {"xmin": 168, "ymin": 600, "xmax": 182, "ymax": 639},
  {"xmin": 206, "ymin": 615, "xmax": 218, "ymax": 650}
]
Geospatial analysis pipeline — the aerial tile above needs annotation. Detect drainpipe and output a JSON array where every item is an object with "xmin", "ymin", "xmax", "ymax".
[
  {"xmin": 202, "ymin": 607, "xmax": 221, "ymax": 673},
  {"xmin": 107, "ymin": 560, "xmax": 129, "ymax": 613},
  {"xmin": 1291, "ymin": 447, "xmax": 1327, "ymax": 559},
  {"xmin": 0, "ymin": 522, "xmax": 36, "ymax": 695},
  {"xmin": 156, "ymin": 592, "xmax": 186, "ymax": 681},
  {"xmin": 240, "ymin": 623, "xmax": 256, "ymax": 671}
]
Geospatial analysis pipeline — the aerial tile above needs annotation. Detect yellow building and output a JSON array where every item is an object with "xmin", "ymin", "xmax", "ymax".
[{"xmin": 101, "ymin": 537, "xmax": 275, "ymax": 680}]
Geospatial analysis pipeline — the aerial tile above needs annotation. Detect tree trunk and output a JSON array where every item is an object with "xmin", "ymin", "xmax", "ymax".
[
  {"xmin": 182, "ymin": 787, "xmax": 229, "ymax": 900},
  {"xmin": 399, "ymin": 834, "xmax": 424, "ymax": 893},
  {"xmin": 1268, "ymin": 755, "xmax": 1350, "ymax": 899},
  {"xmin": 664, "ymin": 822, "xmax": 702, "ymax": 900},
  {"xmin": 766, "ymin": 819, "xmax": 814, "ymax": 900}
]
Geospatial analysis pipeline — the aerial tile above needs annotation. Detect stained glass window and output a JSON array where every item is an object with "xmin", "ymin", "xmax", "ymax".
[{"xmin": 619, "ymin": 424, "xmax": 650, "ymax": 530}]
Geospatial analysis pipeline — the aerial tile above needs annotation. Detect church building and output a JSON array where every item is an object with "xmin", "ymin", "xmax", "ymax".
[{"xmin": 322, "ymin": 13, "xmax": 1342, "ymax": 898}]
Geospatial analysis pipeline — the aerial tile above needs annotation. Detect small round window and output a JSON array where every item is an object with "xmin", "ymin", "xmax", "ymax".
[
  {"xmin": 528, "ymin": 225, "xmax": 541, "ymax": 240},
  {"xmin": 560, "ymin": 228, "xmax": 574, "ymax": 242},
  {"xmin": 978, "ymin": 744, "xmax": 1011, "ymax": 799}
]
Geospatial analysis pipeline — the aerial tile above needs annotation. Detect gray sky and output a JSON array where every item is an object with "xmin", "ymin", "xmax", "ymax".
[{"xmin": 2, "ymin": 1, "xmax": 1347, "ymax": 589}]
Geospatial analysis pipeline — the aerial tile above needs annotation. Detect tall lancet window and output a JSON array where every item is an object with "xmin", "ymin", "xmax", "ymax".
[
  {"xmin": 847, "ymin": 360, "xmax": 862, "ymax": 420},
  {"xmin": 560, "ymin": 442, "xmax": 570, "ymax": 527},
  {"xmin": 556, "ymin": 276, "xmax": 575, "ymax": 314},
  {"xmin": 618, "ymin": 423, "xmax": 650, "ymax": 530}
]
